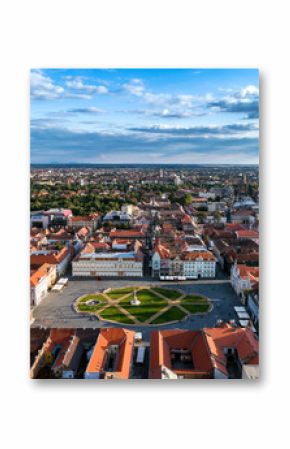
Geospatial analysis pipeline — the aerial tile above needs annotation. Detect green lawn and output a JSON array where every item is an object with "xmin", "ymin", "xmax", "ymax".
[
  {"xmin": 181, "ymin": 303, "xmax": 210, "ymax": 314},
  {"xmin": 78, "ymin": 293, "xmax": 105, "ymax": 303},
  {"xmin": 119, "ymin": 291, "xmax": 167, "ymax": 322},
  {"xmin": 134, "ymin": 290, "xmax": 166, "ymax": 304},
  {"xmin": 120, "ymin": 304, "xmax": 165, "ymax": 323},
  {"xmin": 77, "ymin": 303, "xmax": 104, "ymax": 312},
  {"xmin": 182, "ymin": 294, "xmax": 208, "ymax": 304},
  {"xmin": 106, "ymin": 288, "xmax": 134, "ymax": 299},
  {"xmin": 75, "ymin": 286, "xmax": 211, "ymax": 324},
  {"xmin": 77, "ymin": 294, "xmax": 106, "ymax": 312},
  {"xmin": 150, "ymin": 306, "xmax": 187, "ymax": 324},
  {"xmin": 119, "ymin": 292, "xmax": 167, "ymax": 308},
  {"xmin": 151, "ymin": 287, "xmax": 183, "ymax": 300},
  {"xmin": 99, "ymin": 306, "xmax": 135, "ymax": 324}
]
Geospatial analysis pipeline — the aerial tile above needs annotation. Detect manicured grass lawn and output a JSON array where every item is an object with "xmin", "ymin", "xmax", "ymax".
[
  {"xmin": 78, "ymin": 293, "xmax": 105, "ymax": 303},
  {"xmin": 106, "ymin": 288, "xmax": 134, "ymax": 299},
  {"xmin": 181, "ymin": 304, "xmax": 210, "ymax": 314},
  {"xmin": 99, "ymin": 306, "xmax": 135, "ymax": 324},
  {"xmin": 150, "ymin": 306, "xmax": 187, "ymax": 324},
  {"xmin": 134, "ymin": 290, "xmax": 167, "ymax": 304},
  {"xmin": 182, "ymin": 294, "xmax": 208, "ymax": 304},
  {"xmin": 120, "ymin": 304, "xmax": 165, "ymax": 323},
  {"xmin": 76, "ymin": 287, "xmax": 210, "ymax": 324},
  {"xmin": 119, "ymin": 291, "xmax": 167, "ymax": 322},
  {"xmin": 77, "ymin": 303, "xmax": 104, "ymax": 312},
  {"xmin": 119, "ymin": 293, "xmax": 166, "ymax": 308},
  {"xmin": 77, "ymin": 294, "xmax": 106, "ymax": 312},
  {"xmin": 151, "ymin": 287, "xmax": 183, "ymax": 300}
]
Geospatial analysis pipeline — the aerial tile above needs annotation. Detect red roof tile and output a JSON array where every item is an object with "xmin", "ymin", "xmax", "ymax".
[{"xmin": 86, "ymin": 328, "xmax": 135, "ymax": 379}]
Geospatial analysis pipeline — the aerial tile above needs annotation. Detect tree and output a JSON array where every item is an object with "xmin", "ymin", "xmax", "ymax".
[
  {"xmin": 196, "ymin": 211, "xmax": 206, "ymax": 224},
  {"xmin": 178, "ymin": 193, "xmax": 193, "ymax": 206}
]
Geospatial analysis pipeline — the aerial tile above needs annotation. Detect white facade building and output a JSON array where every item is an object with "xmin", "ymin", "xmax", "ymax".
[
  {"xmin": 182, "ymin": 256, "xmax": 216, "ymax": 279},
  {"xmin": 173, "ymin": 175, "xmax": 182, "ymax": 186},
  {"xmin": 67, "ymin": 215, "xmax": 99, "ymax": 231},
  {"xmin": 30, "ymin": 275, "xmax": 48, "ymax": 306},
  {"xmin": 121, "ymin": 204, "xmax": 134, "ymax": 215},
  {"xmin": 230, "ymin": 263, "xmax": 259, "ymax": 297},
  {"xmin": 152, "ymin": 249, "xmax": 216, "ymax": 279},
  {"xmin": 72, "ymin": 251, "xmax": 143, "ymax": 277},
  {"xmin": 231, "ymin": 264, "xmax": 251, "ymax": 295}
]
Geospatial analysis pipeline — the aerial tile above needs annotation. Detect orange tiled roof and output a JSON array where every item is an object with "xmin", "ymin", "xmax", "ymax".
[
  {"xmin": 86, "ymin": 328, "xmax": 135, "ymax": 379},
  {"xmin": 112, "ymin": 239, "xmax": 130, "ymax": 245},
  {"xmin": 79, "ymin": 242, "xmax": 110, "ymax": 255},
  {"xmin": 78, "ymin": 242, "xmax": 94, "ymax": 255},
  {"xmin": 181, "ymin": 214, "xmax": 193, "ymax": 224},
  {"xmin": 30, "ymin": 263, "xmax": 53, "ymax": 287},
  {"xmin": 235, "ymin": 230, "xmax": 259, "ymax": 238},
  {"xmin": 181, "ymin": 251, "xmax": 216, "ymax": 261},
  {"xmin": 149, "ymin": 330, "xmax": 213, "ymax": 379},
  {"xmin": 110, "ymin": 230, "xmax": 145, "ymax": 238},
  {"xmin": 225, "ymin": 224, "xmax": 245, "ymax": 231},
  {"xmin": 92, "ymin": 242, "xmax": 110, "ymax": 249},
  {"xmin": 44, "ymin": 329, "xmax": 77, "ymax": 370},
  {"xmin": 30, "ymin": 247, "xmax": 71, "ymax": 267},
  {"xmin": 154, "ymin": 243, "xmax": 171, "ymax": 259},
  {"xmin": 45, "ymin": 329, "xmax": 75, "ymax": 352},
  {"xmin": 49, "ymin": 328, "xmax": 75, "ymax": 343},
  {"xmin": 150, "ymin": 326, "xmax": 259, "ymax": 379},
  {"xmin": 162, "ymin": 223, "xmax": 174, "ymax": 230},
  {"xmin": 237, "ymin": 264, "xmax": 259, "ymax": 281},
  {"xmin": 204, "ymin": 325, "xmax": 259, "ymax": 368}
]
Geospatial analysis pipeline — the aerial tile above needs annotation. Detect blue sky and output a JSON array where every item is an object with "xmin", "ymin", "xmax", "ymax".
[{"xmin": 30, "ymin": 68, "xmax": 259, "ymax": 164}]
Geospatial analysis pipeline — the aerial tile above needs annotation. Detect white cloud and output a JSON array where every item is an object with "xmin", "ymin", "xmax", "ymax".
[
  {"xmin": 30, "ymin": 71, "xmax": 104, "ymax": 100},
  {"xmin": 123, "ymin": 79, "xmax": 205, "ymax": 118},
  {"xmin": 67, "ymin": 107, "xmax": 104, "ymax": 114},
  {"xmin": 207, "ymin": 84, "xmax": 259, "ymax": 118},
  {"xmin": 240, "ymin": 85, "xmax": 259, "ymax": 98},
  {"xmin": 96, "ymin": 85, "xmax": 109, "ymax": 94},
  {"xmin": 176, "ymin": 94, "xmax": 194, "ymax": 108},
  {"xmin": 65, "ymin": 78, "xmax": 108, "ymax": 94},
  {"xmin": 129, "ymin": 122, "xmax": 259, "ymax": 140},
  {"xmin": 123, "ymin": 78, "xmax": 145, "ymax": 96},
  {"xmin": 30, "ymin": 70, "xmax": 64, "ymax": 100},
  {"xmin": 64, "ymin": 93, "xmax": 92, "ymax": 100}
]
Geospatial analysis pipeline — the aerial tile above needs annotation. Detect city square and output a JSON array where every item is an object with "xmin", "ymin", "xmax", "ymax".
[{"xmin": 31, "ymin": 277, "xmax": 242, "ymax": 336}]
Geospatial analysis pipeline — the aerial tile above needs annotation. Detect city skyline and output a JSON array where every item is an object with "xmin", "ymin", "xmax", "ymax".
[{"xmin": 31, "ymin": 68, "xmax": 259, "ymax": 165}]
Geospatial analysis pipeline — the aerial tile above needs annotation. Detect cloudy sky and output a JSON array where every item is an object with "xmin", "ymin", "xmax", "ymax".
[{"xmin": 30, "ymin": 68, "xmax": 259, "ymax": 164}]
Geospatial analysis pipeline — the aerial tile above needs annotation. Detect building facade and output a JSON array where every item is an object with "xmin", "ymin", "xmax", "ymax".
[
  {"xmin": 67, "ymin": 214, "xmax": 99, "ymax": 231},
  {"xmin": 152, "ymin": 248, "xmax": 216, "ymax": 279},
  {"xmin": 72, "ymin": 251, "xmax": 143, "ymax": 277},
  {"xmin": 231, "ymin": 263, "xmax": 259, "ymax": 297}
]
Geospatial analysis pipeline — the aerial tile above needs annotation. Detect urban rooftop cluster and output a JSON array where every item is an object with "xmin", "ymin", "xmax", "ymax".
[
  {"xmin": 31, "ymin": 324, "xmax": 259, "ymax": 380},
  {"xmin": 30, "ymin": 165, "xmax": 259, "ymax": 378}
]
